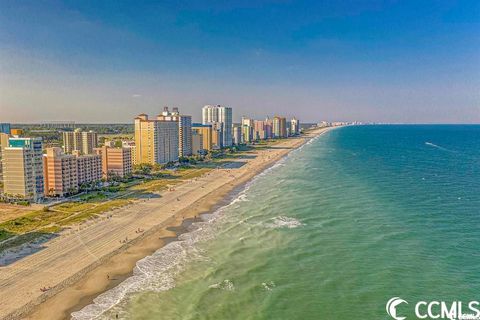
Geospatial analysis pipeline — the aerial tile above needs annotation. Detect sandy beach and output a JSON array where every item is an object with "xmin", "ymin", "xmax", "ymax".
[{"xmin": 0, "ymin": 127, "xmax": 331, "ymax": 320}]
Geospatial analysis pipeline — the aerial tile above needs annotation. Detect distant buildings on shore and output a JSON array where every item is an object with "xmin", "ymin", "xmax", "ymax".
[
  {"xmin": 63, "ymin": 129, "xmax": 98, "ymax": 154},
  {"xmin": 202, "ymin": 105, "xmax": 233, "ymax": 147},
  {"xmin": 0, "ymin": 107, "xmax": 310, "ymax": 203}
]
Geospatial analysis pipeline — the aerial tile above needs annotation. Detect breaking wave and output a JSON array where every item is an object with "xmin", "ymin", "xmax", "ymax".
[{"xmin": 265, "ymin": 216, "xmax": 304, "ymax": 229}]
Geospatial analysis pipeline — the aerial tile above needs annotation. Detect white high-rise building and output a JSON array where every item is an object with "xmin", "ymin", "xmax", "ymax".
[
  {"xmin": 202, "ymin": 105, "xmax": 233, "ymax": 147},
  {"xmin": 158, "ymin": 107, "xmax": 192, "ymax": 158},
  {"xmin": 290, "ymin": 118, "xmax": 300, "ymax": 135},
  {"xmin": 171, "ymin": 107, "xmax": 192, "ymax": 157},
  {"xmin": 156, "ymin": 120, "xmax": 179, "ymax": 164}
]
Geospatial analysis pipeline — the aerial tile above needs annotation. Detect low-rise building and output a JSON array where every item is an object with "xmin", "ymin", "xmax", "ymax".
[
  {"xmin": 10, "ymin": 129, "xmax": 24, "ymax": 136},
  {"xmin": 43, "ymin": 147, "xmax": 78, "ymax": 197},
  {"xmin": 74, "ymin": 151, "xmax": 102, "ymax": 186},
  {"xmin": 95, "ymin": 146, "xmax": 132, "ymax": 179}
]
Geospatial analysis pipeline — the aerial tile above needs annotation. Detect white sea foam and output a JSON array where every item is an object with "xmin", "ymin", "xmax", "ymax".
[
  {"xmin": 265, "ymin": 216, "xmax": 304, "ymax": 229},
  {"xmin": 261, "ymin": 281, "xmax": 276, "ymax": 291},
  {"xmin": 208, "ymin": 279, "xmax": 235, "ymax": 291}
]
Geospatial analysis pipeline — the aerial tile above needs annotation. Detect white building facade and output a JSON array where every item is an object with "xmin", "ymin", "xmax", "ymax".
[{"xmin": 202, "ymin": 105, "xmax": 233, "ymax": 147}]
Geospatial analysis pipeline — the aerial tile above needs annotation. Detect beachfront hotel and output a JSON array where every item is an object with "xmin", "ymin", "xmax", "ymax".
[
  {"xmin": 191, "ymin": 130, "xmax": 203, "ymax": 155},
  {"xmin": 0, "ymin": 133, "xmax": 9, "ymax": 183},
  {"xmin": 134, "ymin": 113, "xmax": 179, "ymax": 165},
  {"xmin": 94, "ymin": 145, "xmax": 132, "ymax": 179},
  {"xmin": 192, "ymin": 124, "xmax": 213, "ymax": 151},
  {"xmin": 232, "ymin": 124, "xmax": 243, "ymax": 145},
  {"xmin": 157, "ymin": 107, "xmax": 193, "ymax": 157},
  {"xmin": 74, "ymin": 152, "xmax": 102, "ymax": 186},
  {"xmin": 290, "ymin": 118, "xmax": 300, "ymax": 135},
  {"xmin": 44, "ymin": 146, "xmax": 126, "ymax": 197},
  {"xmin": 253, "ymin": 119, "xmax": 270, "ymax": 140},
  {"xmin": 2, "ymin": 137, "xmax": 44, "ymax": 201},
  {"xmin": 202, "ymin": 105, "xmax": 233, "ymax": 147},
  {"xmin": 63, "ymin": 129, "xmax": 98, "ymax": 155},
  {"xmin": 242, "ymin": 117, "xmax": 255, "ymax": 143},
  {"xmin": 122, "ymin": 140, "xmax": 137, "ymax": 165},
  {"xmin": 273, "ymin": 116, "xmax": 288, "ymax": 138},
  {"xmin": 43, "ymin": 147, "xmax": 79, "ymax": 197}
]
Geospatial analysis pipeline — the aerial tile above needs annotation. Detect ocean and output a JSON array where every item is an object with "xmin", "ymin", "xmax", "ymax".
[{"xmin": 72, "ymin": 125, "xmax": 480, "ymax": 319}]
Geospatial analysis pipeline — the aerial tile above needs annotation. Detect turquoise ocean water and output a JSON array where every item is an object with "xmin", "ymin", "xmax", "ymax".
[{"xmin": 73, "ymin": 125, "xmax": 480, "ymax": 319}]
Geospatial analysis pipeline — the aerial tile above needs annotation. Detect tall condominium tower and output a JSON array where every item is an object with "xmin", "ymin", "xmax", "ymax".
[
  {"xmin": 134, "ymin": 113, "xmax": 179, "ymax": 165},
  {"xmin": 3, "ymin": 137, "xmax": 44, "ymax": 201},
  {"xmin": 273, "ymin": 116, "xmax": 288, "ymax": 138},
  {"xmin": 290, "ymin": 118, "xmax": 300, "ymax": 135},
  {"xmin": 241, "ymin": 117, "xmax": 254, "ymax": 143},
  {"xmin": 94, "ymin": 146, "xmax": 132, "ymax": 179},
  {"xmin": 232, "ymin": 124, "xmax": 243, "ymax": 145},
  {"xmin": 202, "ymin": 105, "xmax": 233, "ymax": 147},
  {"xmin": 192, "ymin": 124, "xmax": 213, "ymax": 151},
  {"xmin": 63, "ymin": 129, "xmax": 98, "ymax": 154},
  {"xmin": 0, "ymin": 133, "xmax": 10, "ymax": 183},
  {"xmin": 170, "ymin": 107, "xmax": 192, "ymax": 157}
]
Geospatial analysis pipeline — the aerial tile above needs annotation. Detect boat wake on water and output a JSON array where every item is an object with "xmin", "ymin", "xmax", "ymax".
[{"xmin": 425, "ymin": 142, "xmax": 456, "ymax": 153}]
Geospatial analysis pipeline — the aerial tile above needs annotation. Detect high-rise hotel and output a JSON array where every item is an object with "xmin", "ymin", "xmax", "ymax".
[
  {"xmin": 202, "ymin": 105, "xmax": 233, "ymax": 147},
  {"xmin": 157, "ymin": 107, "xmax": 192, "ymax": 157},
  {"xmin": 63, "ymin": 129, "xmax": 98, "ymax": 154},
  {"xmin": 273, "ymin": 116, "xmax": 288, "ymax": 138},
  {"xmin": 134, "ymin": 111, "xmax": 179, "ymax": 165},
  {"xmin": 2, "ymin": 137, "xmax": 44, "ymax": 201}
]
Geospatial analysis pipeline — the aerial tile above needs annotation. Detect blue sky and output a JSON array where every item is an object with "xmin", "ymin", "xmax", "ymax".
[{"xmin": 0, "ymin": 0, "xmax": 478, "ymax": 123}]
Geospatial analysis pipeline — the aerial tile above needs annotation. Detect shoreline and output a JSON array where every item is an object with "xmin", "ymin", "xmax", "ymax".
[{"xmin": 1, "ymin": 127, "xmax": 333, "ymax": 320}]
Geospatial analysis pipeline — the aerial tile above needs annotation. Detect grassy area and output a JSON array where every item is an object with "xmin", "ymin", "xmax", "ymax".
[
  {"xmin": 0, "ymin": 210, "xmax": 66, "ymax": 240},
  {"xmin": 0, "ymin": 167, "xmax": 213, "ymax": 245},
  {"xmin": 0, "ymin": 137, "xmax": 286, "ymax": 248}
]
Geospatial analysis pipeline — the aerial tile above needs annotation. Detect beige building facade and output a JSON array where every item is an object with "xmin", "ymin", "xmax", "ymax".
[
  {"xmin": 95, "ymin": 146, "xmax": 132, "ymax": 179},
  {"xmin": 63, "ymin": 129, "xmax": 98, "ymax": 154},
  {"xmin": 192, "ymin": 124, "xmax": 213, "ymax": 151},
  {"xmin": 43, "ymin": 147, "xmax": 78, "ymax": 197},
  {"xmin": 2, "ymin": 138, "xmax": 44, "ymax": 201},
  {"xmin": 134, "ymin": 113, "xmax": 179, "ymax": 165}
]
